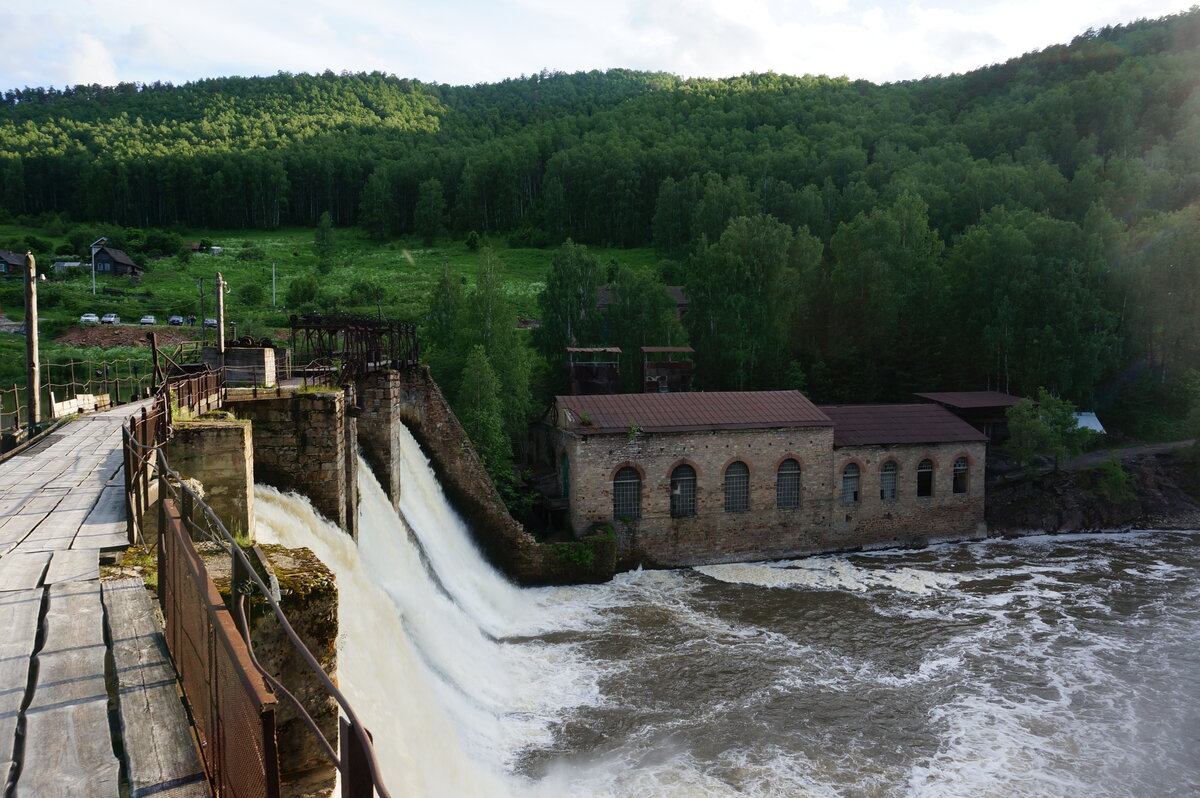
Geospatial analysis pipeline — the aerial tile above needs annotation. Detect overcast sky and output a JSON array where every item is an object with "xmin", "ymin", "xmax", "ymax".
[{"xmin": 1, "ymin": 0, "xmax": 1193, "ymax": 91}]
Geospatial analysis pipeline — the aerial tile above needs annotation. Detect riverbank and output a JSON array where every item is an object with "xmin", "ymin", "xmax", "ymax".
[{"xmin": 986, "ymin": 442, "xmax": 1200, "ymax": 535}]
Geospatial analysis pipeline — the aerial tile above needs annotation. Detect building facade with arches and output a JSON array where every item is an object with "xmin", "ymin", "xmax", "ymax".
[{"xmin": 540, "ymin": 391, "xmax": 987, "ymax": 568}]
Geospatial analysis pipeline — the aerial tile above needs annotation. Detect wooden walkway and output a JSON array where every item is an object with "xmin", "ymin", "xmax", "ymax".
[{"xmin": 0, "ymin": 406, "xmax": 209, "ymax": 798}]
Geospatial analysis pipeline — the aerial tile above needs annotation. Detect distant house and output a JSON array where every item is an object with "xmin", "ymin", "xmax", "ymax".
[
  {"xmin": 93, "ymin": 246, "xmax": 143, "ymax": 278},
  {"xmin": 0, "ymin": 251, "xmax": 24, "ymax": 278},
  {"xmin": 597, "ymin": 285, "xmax": 689, "ymax": 319}
]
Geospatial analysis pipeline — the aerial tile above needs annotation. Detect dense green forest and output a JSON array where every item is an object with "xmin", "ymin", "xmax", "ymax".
[{"xmin": 3, "ymin": 9, "xmax": 1200, "ymax": 443}]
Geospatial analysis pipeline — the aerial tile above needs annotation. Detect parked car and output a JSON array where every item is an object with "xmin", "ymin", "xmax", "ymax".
[
  {"xmin": 140, "ymin": 315, "xmax": 156, "ymax": 325},
  {"xmin": 79, "ymin": 313, "xmax": 99, "ymax": 324},
  {"xmin": 101, "ymin": 313, "xmax": 120, "ymax": 324},
  {"xmin": 203, "ymin": 318, "xmax": 218, "ymax": 329},
  {"xmin": 167, "ymin": 315, "xmax": 184, "ymax": 326}
]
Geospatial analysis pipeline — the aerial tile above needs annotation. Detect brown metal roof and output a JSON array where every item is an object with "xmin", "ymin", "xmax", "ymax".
[
  {"xmin": 914, "ymin": 391, "xmax": 1023, "ymax": 409},
  {"xmin": 566, "ymin": 347, "xmax": 622, "ymax": 353},
  {"xmin": 557, "ymin": 391, "xmax": 831, "ymax": 434},
  {"xmin": 819, "ymin": 404, "xmax": 989, "ymax": 447},
  {"xmin": 640, "ymin": 346, "xmax": 694, "ymax": 353}
]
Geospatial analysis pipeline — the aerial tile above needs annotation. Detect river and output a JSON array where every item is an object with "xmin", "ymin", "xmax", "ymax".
[{"xmin": 255, "ymin": 424, "xmax": 1200, "ymax": 798}]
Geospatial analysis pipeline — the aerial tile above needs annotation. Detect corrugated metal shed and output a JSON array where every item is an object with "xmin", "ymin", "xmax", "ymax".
[
  {"xmin": 1074, "ymin": 412, "xmax": 1107, "ymax": 434},
  {"xmin": 557, "ymin": 391, "xmax": 831, "ymax": 434},
  {"xmin": 913, "ymin": 391, "xmax": 1023, "ymax": 409},
  {"xmin": 819, "ymin": 404, "xmax": 989, "ymax": 447}
]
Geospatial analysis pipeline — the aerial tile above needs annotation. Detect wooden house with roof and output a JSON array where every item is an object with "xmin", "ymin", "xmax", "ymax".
[
  {"xmin": 92, "ymin": 246, "xmax": 143, "ymax": 278},
  {"xmin": 0, "ymin": 251, "xmax": 25, "ymax": 278}
]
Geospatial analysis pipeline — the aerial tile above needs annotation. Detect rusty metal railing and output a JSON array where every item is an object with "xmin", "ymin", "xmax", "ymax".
[
  {"xmin": 122, "ymin": 364, "xmax": 395, "ymax": 798},
  {"xmin": 159, "ymin": 491, "xmax": 281, "ymax": 798}
]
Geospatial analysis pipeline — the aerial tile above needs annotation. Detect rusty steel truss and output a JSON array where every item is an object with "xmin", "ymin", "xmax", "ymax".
[{"xmin": 289, "ymin": 314, "xmax": 419, "ymax": 380}]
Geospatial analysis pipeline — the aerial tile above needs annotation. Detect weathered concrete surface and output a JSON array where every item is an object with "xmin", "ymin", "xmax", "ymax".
[{"xmin": 165, "ymin": 416, "xmax": 255, "ymax": 539}]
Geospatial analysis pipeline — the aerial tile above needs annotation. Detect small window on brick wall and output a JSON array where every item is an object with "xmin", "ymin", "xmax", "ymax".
[
  {"xmin": 917, "ymin": 459, "xmax": 934, "ymax": 497},
  {"xmin": 670, "ymin": 464, "xmax": 696, "ymax": 517},
  {"xmin": 842, "ymin": 463, "xmax": 860, "ymax": 503},
  {"xmin": 953, "ymin": 457, "xmax": 969, "ymax": 494},
  {"xmin": 880, "ymin": 461, "xmax": 897, "ymax": 500},
  {"xmin": 776, "ymin": 459, "xmax": 800, "ymax": 509},
  {"xmin": 613, "ymin": 467, "xmax": 641, "ymax": 520},
  {"xmin": 724, "ymin": 461, "xmax": 749, "ymax": 512}
]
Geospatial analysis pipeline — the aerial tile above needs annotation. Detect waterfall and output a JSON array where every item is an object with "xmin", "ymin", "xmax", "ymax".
[
  {"xmin": 256, "ymin": 470, "xmax": 517, "ymax": 793},
  {"xmin": 254, "ymin": 424, "xmax": 600, "ymax": 795}
]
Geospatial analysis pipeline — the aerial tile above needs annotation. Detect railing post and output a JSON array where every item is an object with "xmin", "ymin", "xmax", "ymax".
[{"xmin": 339, "ymin": 719, "xmax": 374, "ymax": 798}]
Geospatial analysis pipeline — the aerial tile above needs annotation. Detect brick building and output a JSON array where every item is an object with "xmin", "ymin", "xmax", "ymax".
[{"xmin": 536, "ymin": 391, "xmax": 987, "ymax": 568}]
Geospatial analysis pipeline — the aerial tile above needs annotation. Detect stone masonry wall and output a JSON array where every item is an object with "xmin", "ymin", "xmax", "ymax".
[
  {"xmin": 559, "ymin": 427, "xmax": 986, "ymax": 568},
  {"xmin": 830, "ymin": 441, "xmax": 987, "ymax": 547},
  {"xmin": 355, "ymin": 371, "xmax": 401, "ymax": 512},
  {"xmin": 229, "ymin": 392, "xmax": 357, "ymax": 534},
  {"xmin": 163, "ymin": 418, "xmax": 254, "ymax": 538},
  {"xmin": 385, "ymin": 367, "xmax": 548, "ymax": 581},
  {"xmin": 562, "ymin": 426, "xmax": 838, "ymax": 568}
]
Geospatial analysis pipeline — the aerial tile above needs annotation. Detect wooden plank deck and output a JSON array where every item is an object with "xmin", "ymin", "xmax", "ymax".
[
  {"xmin": 0, "ymin": 552, "xmax": 51, "ymax": 592},
  {"xmin": 0, "ymin": 403, "xmax": 208, "ymax": 798},
  {"xmin": 104, "ymin": 580, "xmax": 208, "ymax": 798},
  {"xmin": 45, "ymin": 549, "xmax": 99, "ymax": 584},
  {"xmin": 0, "ymin": 590, "xmax": 42, "ymax": 788},
  {"xmin": 16, "ymin": 581, "xmax": 121, "ymax": 798}
]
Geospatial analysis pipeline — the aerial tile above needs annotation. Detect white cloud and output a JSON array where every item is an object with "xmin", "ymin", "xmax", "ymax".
[
  {"xmin": 64, "ymin": 34, "xmax": 120, "ymax": 87},
  {"xmin": 0, "ymin": 0, "xmax": 1194, "ymax": 90}
]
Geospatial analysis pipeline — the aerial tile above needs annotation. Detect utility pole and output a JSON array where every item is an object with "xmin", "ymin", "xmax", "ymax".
[
  {"xmin": 89, "ymin": 237, "xmax": 106, "ymax": 296},
  {"xmin": 272, "ymin": 261, "xmax": 276, "ymax": 307},
  {"xmin": 216, "ymin": 272, "xmax": 226, "ymax": 359},
  {"xmin": 24, "ymin": 252, "xmax": 40, "ymax": 431}
]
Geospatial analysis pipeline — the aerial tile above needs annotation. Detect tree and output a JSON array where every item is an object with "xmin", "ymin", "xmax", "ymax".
[
  {"xmin": 423, "ymin": 264, "xmax": 466, "ymax": 385},
  {"xmin": 685, "ymin": 215, "xmax": 801, "ymax": 390},
  {"xmin": 1006, "ymin": 388, "xmax": 1088, "ymax": 473},
  {"xmin": 414, "ymin": 178, "xmax": 445, "ymax": 245},
  {"xmin": 605, "ymin": 265, "xmax": 687, "ymax": 391},
  {"xmin": 313, "ymin": 211, "xmax": 335, "ymax": 271},
  {"xmin": 285, "ymin": 272, "xmax": 319, "ymax": 307},
  {"xmin": 533, "ymin": 239, "xmax": 604, "ymax": 374},
  {"xmin": 460, "ymin": 250, "xmax": 532, "ymax": 448},
  {"xmin": 456, "ymin": 344, "xmax": 513, "ymax": 491},
  {"xmin": 359, "ymin": 169, "xmax": 397, "ymax": 241}
]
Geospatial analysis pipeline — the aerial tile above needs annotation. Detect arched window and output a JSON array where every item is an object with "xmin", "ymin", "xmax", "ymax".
[
  {"xmin": 917, "ymin": 459, "xmax": 934, "ymax": 497},
  {"xmin": 613, "ymin": 467, "xmax": 641, "ymax": 520},
  {"xmin": 776, "ymin": 459, "xmax": 801, "ymax": 509},
  {"xmin": 880, "ymin": 461, "xmax": 897, "ymax": 500},
  {"xmin": 724, "ymin": 461, "xmax": 749, "ymax": 512},
  {"xmin": 842, "ymin": 463, "xmax": 860, "ymax": 503},
  {"xmin": 953, "ymin": 457, "xmax": 969, "ymax": 494},
  {"xmin": 670, "ymin": 464, "xmax": 696, "ymax": 517}
]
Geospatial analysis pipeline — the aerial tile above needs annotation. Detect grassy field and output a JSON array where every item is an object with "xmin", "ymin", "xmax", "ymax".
[{"xmin": 0, "ymin": 222, "xmax": 662, "ymax": 388}]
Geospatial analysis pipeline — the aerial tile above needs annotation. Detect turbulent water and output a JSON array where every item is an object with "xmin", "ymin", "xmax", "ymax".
[{"xmin": 255, "ymin": 427, "xmax": 1200, "ymax": 798}]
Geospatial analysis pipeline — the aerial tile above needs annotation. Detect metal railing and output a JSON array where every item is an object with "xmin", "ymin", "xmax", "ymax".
[
  {"xmin": 158, "ymin": 490, "xmax": 281, "ymax": 798},
  {"xmin": 122, "ymin": 366, "xmax": 395, "ymax": 798}
]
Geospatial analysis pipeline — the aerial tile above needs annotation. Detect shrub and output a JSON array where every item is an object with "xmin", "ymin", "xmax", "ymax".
[{"xmin": 1089, "ymin": 454, "xmax": 1137, "ymax": 503}]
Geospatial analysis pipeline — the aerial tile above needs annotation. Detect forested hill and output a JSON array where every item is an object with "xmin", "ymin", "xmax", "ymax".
[
  {"xmin": 1, "ymin": 9, "xmax": 1196, "ymax": 235},
  {"xmin": 1, "ymin": 9, "xmax": 1199, "ymax": 420}
]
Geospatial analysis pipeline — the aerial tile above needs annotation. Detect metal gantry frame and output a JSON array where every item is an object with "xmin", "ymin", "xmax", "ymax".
[{"xmin": 289, "ymin": 314, "xmax": 419, "ymax": 381}]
